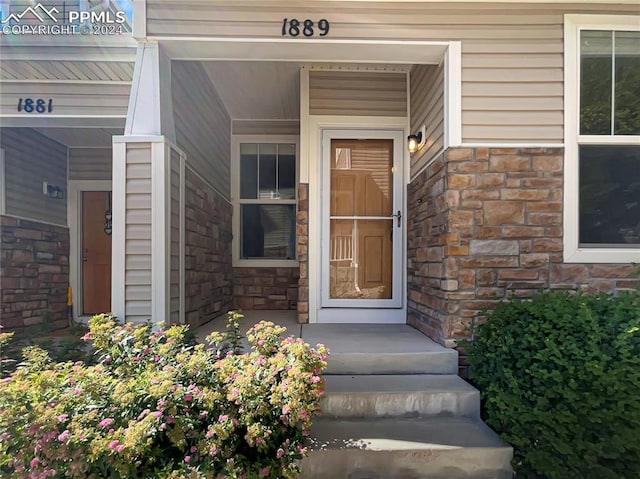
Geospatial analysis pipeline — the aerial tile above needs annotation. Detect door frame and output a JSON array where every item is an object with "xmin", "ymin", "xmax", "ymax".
[
  {"xmin": 320, "ymin": 129, "xmax": 405, "ymax": 309},
  {"xmin": 308, "ymin": 116, "xmax": 409, "ymax": 324},
  {"xmin": 68, "ymin": 180, "xmax": 112, "ymax": 322}
]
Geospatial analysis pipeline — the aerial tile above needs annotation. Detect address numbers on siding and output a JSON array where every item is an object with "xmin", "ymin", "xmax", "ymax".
[{"xmin": 281, "ymin": 18, "xmax": 330, "ymax": 37}]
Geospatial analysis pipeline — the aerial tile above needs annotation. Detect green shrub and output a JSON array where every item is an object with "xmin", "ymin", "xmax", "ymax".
[
  {"xmin": 467, "ymin": 290, "xmax": 640, "ymax": 479},
  {"xmin": 0, "ymin": 312, "xmax": 328, "ymax": 479}
]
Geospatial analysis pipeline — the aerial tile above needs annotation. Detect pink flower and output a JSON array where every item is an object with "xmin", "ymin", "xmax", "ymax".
[
  {"xmin": 260, "ymin": 466, "xmax": 270, "ymax": 477},
  {"xmin": 108, "ymin": 440, "xmax": 119, "ymax": 449},
  {"xmin": 117, "ymin": 445, "xmax": 125, "ymax": 453},
  {"xmin": 57, "ymin": 430, "xmax": 69, "ymax": 442},
  {"xmin": 310, "ymin": 376, "xmax": 321, "ymax": 383},
  {"xmin": 276, "ymin": 448, "xmax": 285, "ymax": 458},
  {"xmin": 30, "ymin": 457, "xmax": 40, "ymax": 468},
  {"xmin": 166, "ymin": 415, "xmax": 175, "ymax": 424},
  {"xmin": 184, "ymin": 455, "xmax": 190, "ymax": 463},
  {"xmin": 72, "ymin": 388, "xmax": 83, "ymax": 395},
  {"xmin": 57, "ymin": 414, "xmax": 69, "ymax": 422},
  {"xmin": 184, "ymin": 393, "xmax": 193, "ymax": 401},
  {"xmin": 99, "ymin": 418, "xmax": 115, "ymax": 428},
  {"xmin": 153, "ymin": 411, "xmax": 163, "ymax": 418}
]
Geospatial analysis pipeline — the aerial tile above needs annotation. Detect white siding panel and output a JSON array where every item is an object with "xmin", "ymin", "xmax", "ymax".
[
  {"xmin": 410, "ymin": 64, "xmax": 445, "ymax": 177},
  {"xmin": 232, "ymin": 120, "xmax": 300, "ymax": 136},
  {"xmin": 69, "ymin": 148, "xmax": 112, "ymax": 181},
  {"xmin": 0, "ymin": 128, "xmax": 67, "ymax": 225},
  {"xmin": 124, "ymin": 144, "xmax": 152, "ymax": 322},
  {"xmin": 0, "ymin": 83, "xmax": 131, "ymax": 117},
  {"xmin": 172, "ymin": 61, "xmax": 231, "ymax": 198},
  {"xmin": 309, "ymin": 71, "xmax": 407, "ymax": 117}
]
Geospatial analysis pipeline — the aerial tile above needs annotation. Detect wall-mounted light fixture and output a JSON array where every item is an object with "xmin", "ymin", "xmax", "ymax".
[
  {"xmin": 42, "ymin": 181, "xmax": 65, "ymax": 199},
  {"xmin": 407, "ymin": 125, "xmax": 427, "ymax": 153},
  {"xmin": 104, "ymin": 191, "xmax": 112, "ymax": 236}
]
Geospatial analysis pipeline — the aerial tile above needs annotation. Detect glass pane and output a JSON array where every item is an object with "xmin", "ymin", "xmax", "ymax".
[
  {"xmin": 240, "ymin": 144, "xmax": 258, "ymax": 199},
  {"xmin": 258, "ymin": 144, "xmax": 277, "ymax": 199},
  {"xmin": 580, "ymin": 31, "xmax": 612, "ymax": 135},
  {"xmin": 614, "ymin": 31, "xmax": 640, "ymax": 135},
  {"xmin": 329, "ymin": 219, "xmax": 392, "ymax": 299},
  {"xmin": 278, "ymin": 144, "xmax": 296, "ymax": 199},
  {"xmin": 330, "ymin": 139, "xmax": 393, "ymax": 217},
  {"xmin": 579, "ymin": 145, "xmax": 640, "ymax": 246},
  {"xmin": 241, "ymin": 204, "xmax": 296, "ymax": 259}
]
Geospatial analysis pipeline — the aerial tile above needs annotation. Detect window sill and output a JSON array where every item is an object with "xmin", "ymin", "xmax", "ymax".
[
  {"xmin": 564, "ymin": 246, "xmax": 640, "ymax": 264},
  {"xmin": 233, "ymin": 259, "xmax": 299, "ymax": 268}
]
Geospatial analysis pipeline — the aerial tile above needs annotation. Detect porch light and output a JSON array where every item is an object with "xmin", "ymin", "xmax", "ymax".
[{"xmin": 407, "ymin": 125, "xmax": 426, "ymax": 153}]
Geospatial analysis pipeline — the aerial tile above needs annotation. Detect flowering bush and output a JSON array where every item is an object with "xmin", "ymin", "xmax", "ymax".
[{"xmin": 0, "ymin": 312, "xmax": 328, "ymax": 478}]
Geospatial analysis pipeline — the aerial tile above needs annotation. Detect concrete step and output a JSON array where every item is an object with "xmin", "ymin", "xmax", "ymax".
[
  {"xmin": 301, "ymin": 417, "xmax": 513, "ymax": 479},
  {"xmin": 301, "ymin": 324, "xmax": 458, "ymax": 375},
  {"xmin": 321, "ymin": 374, "xmax": 480, "ymax": 418}
]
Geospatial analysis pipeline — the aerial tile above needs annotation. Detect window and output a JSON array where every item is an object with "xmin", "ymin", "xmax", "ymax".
[
  {"xmin": 564, "ymin": 15, "xmax": 640, "ymax": 263},
  {"xmin": 232, "ymin": 138, "xmax": 298, "ymax": 266}
]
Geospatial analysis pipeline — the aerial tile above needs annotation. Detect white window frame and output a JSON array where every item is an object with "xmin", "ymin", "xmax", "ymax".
[
  {"xmin": 564, "ymin": 14, "xmax": 640, "ymax": 263},
  {"xmin": 231, "ymin": 135, "xmax": 299, "ymax": 268}
]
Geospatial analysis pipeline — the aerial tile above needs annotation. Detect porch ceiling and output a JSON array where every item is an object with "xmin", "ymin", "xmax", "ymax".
[
  {"xmin": 201, "ymin": 61, "xmax": 302, "ymax": 120},
  {"xmin": 0, "ymin": 60, "xmax": 134, "ymax": 82}
]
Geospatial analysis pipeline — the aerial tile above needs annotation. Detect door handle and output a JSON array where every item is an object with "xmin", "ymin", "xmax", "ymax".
[{"xmin": 392, "ymin": 210, "xmax": 402, "ymax": 227}]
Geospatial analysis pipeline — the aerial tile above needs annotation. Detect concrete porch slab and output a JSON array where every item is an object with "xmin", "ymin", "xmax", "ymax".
[
  {"xmin": 301, "ymin": 324, "xmax": 458, "ymax": 375},
  {"xmin": 195, "ymin": 313, "xmax": 457, "ymax": 375}
]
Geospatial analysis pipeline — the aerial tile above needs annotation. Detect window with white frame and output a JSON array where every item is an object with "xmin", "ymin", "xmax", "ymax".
[
  {"xmin": 232, "ymin": 139, "xmax": 297, "ymax": 266},
  {"xmin": 564, "ymin": 15, "xmax": 640, "ymax": 263}
]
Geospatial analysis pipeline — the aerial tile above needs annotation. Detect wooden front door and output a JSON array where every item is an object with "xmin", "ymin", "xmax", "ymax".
[
  {"xmin": 82, "ymin": 191, "xmax": 112, "ymax": 315},
  {"xmin": 321, "ymin": 131, "xmax": 404, "ymax": 317}
]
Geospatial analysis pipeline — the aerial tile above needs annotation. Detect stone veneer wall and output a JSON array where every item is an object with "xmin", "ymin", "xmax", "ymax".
[
  {"xmin": 233, "ymin": 268, "xmax": 298, "ymax": 310},
  {"xmin": 184, "ymin": 168, "xmax": 233, "ymax": 328},
  {"xmin": 296, "ymin": 184, "xmax": 309, "ymax": 323},
  {"xmin": 0, "ymin": 216, "xmax": 69, "ymax": 335},
  {"xmin": 408, "ymin": 147, "xmax": 640, "ymax": 347}
]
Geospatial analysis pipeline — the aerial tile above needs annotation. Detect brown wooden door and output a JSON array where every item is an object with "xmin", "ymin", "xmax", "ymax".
[
  {"xmin": 82, "ymin": 191, "xmax": 112, "ymax": 315},
  {"xmin": 329, "ymin": 139, "xmax": 394, "ymax": 300}
]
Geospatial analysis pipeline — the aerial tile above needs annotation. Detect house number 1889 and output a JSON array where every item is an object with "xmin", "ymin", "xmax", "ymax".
[{"xmin": 282, "ymin": 18, "xmax": 330, "ymax": 37}]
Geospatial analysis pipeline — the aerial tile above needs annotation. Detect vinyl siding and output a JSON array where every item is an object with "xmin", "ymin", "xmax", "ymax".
[
  {"xmin": 232, "ymin": 120, "xmax": 300, "ymax": 136},
  {"xmin": 0, "ymin": 82, "xmax": 131, "ymax": 117},
  {"xmin": 1, "ymin": 128, "xmax": 67, "ymax": 226},
  {"xmin": 410, "ymin": 64, "xmax": 445, "ymax": 177},
  {"xmin": 69, "ymin": 148, "xmax": 112, "ymax": 181},
  {"xmin": 124, "ymin": 143, "xmax": 152, "ymax": 323},
  {"xmin": 172, "ymin": 61, "xmax": 231, "ymax": 199},
  {"xmin": 146, "ymin": 1, "xmax": 639, "ymax": 144},
  {"xmin": 309, "ymin": 71, "xmax": 407, "ymax": 117},
  {"xmin": 169, "ymin": 147, "xmax": 181, "ymax": 325}
]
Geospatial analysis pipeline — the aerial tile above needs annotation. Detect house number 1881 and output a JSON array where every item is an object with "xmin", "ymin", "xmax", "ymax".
[{"xmin": 282, "ymin": 18, "xmax": 330, "ymax": 37}]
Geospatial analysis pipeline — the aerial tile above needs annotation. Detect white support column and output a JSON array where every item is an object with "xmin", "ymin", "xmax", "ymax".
[
  {"xmin": 113, "ymin": 41, "xmax": 177, "ymax": 326},
  {"xmin": 125, "ymin": 41, "xmax": 175, "ymax": 143}
]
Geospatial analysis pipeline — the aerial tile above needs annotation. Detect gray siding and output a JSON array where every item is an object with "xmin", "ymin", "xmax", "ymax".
[
  {"xmin": 232, "ymin": 120, "xmax": 300, "ymax": 136},
  {"xmin": 169, "ymin": 147, "xmax": 181, "ymax": 325},
  {"xmin": 172, "ymin": 61, "xmax": 231, "ymax": 199},
  {"xmin": 309, "ymin": 71, "xmax": 407, "ymax": 117},
  {"xmin": 0, "ymin": 83, "xmax": 130, "ymax": 117},
  {"xmin": 69, "ymin": 148, "xmax": 112, "ymax": 181},
  {"xmin": 1, "ymin": 128, "xmax": 67, "ymax": 226},
  {"xmin": 124, "ymin": 143, "xmax": 152, "ymax": 323},
  {"xmin": 410, "ymin": 64, "xmax": 445, "ymax": 177},
  {"xmin": 146, "ymin": 2, "xmax": 639, "ymax": 144}
]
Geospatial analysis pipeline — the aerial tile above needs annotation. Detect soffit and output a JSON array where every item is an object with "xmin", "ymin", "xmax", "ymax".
[
  {"xmin": 0, "ymin": 60, "xmax": 134, "ymax": 81},
  {"xmin": 34, "ymin": 127, "xmax": 123, "ymax": 147}
]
